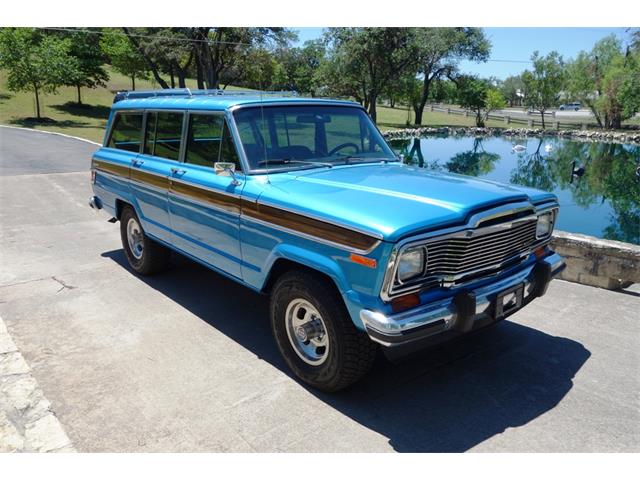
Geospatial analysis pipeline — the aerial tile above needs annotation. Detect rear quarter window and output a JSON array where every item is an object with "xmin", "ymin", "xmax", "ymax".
[{"xmin": 107, "ymin": 112, "xmax": 143, "ymax": 153}]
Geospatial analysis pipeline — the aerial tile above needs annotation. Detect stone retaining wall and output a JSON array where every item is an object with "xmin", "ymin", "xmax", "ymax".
[
  {"xmin": 382, "ymin": 126, "xmax": 640, "ymax": 145},
  {"xmin": 550, "ymin": 231, "xmax": 640, "ymax": 290}
]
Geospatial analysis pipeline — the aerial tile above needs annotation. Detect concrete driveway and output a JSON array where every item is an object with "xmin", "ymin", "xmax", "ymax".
[{"xmin": 0, "ymin": 126, "xmax": 638, "ymax": 452}]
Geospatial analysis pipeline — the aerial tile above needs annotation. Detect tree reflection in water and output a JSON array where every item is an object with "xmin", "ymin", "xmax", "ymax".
[{"xmin": 389, "ymin": 135, "xmax": 640, "ymax": 244}]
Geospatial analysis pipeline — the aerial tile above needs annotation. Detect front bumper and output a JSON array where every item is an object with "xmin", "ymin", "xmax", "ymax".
[{"xmin": 360, "ymin": 252, "xmax": 565, "ymax": 348}]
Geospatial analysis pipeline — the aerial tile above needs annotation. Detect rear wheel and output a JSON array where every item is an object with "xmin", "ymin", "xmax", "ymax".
[
  {"xmin": 270, "ymin": 270, "xmax": 377, "ymax": 392},
  {"xmin": 119, "ymin": 205, "xmax": 171, "ymax": 275}
]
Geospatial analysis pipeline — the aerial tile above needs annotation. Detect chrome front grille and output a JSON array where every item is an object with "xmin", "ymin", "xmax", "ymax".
[{"xmin": 425, "ymin": 218, "xmax": 537, "ymax": 278}]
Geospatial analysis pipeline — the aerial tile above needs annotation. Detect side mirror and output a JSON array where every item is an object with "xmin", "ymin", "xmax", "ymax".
[{"xmin": 214, "ymin": 162, "xmax": 241, "ymax": 186}]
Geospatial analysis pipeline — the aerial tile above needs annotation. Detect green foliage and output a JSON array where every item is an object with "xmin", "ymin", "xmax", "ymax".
[
  {"xmin": 521, "ymin": 51, "xmax": 565, "ymax": 128},
  {"xmin": 500, "ymin": 74, "xmax": 525, "ymax": 106},
  {"xmin": 319, "ymin": 28, "xmax": 416, "ymax": 121},
  {"xmin": 58, "ymin": 29, "xmax": 109, "ymax": 103},
  {"xmin": 406, "ymin": 27, "xmax": 490, "ymax": 124},
  {"xmin": 0, "ymin": 28, "xmax": 79, "ymax": 118},
  {"xmin": 100, "ymin": 29, "xmax": 149, "ymax": 90},
  {"xmin": 456, "ymin": 76, "xmax": 506, "ymax": 127}
]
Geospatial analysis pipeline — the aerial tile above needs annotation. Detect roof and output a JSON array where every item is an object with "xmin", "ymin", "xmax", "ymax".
[{"xmin": 111, "ymin": 94, "xmax": 360, "ymax": 112}]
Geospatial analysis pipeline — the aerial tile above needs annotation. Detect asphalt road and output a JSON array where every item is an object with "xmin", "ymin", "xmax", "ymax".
[{"xmin": 0, "ymin": 126, "xmax": 638, "ymax": 452}]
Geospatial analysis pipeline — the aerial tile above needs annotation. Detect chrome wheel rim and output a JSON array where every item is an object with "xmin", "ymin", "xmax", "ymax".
[
  {"xmin": 126, "ymin": 217, "xmax": 144, "ymax": 260},
  {"xmin": 285, "ymin": 298, "xmax": 329, "ymax": 366}
]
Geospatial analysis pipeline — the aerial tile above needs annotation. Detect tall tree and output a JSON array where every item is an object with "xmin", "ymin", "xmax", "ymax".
[
  {"xmin": 408, "ymin": 28, "xmax": 490, "ymax": 124},
  {"xmin": 521, "ymin": 51, "xmax": 565, "ymax": 129},
  {"xmin": 100, "ymin": 29, "xmax": 149, "ymax": 90},
  {"xmin": 321, "ymin": 28, "xmax": 416, "ymax": 121},
  {"xmin": 566, "ymin": 35, "xmax": 639, "ymax": 129},
  {"xmin": 500, "ymin": 74, "xmax": 526, "ymax": 107},
  {"xmin": 0, "ymin": 28, "xmax": 79, "ymax": 119},
  {"xmin": 58, "ymin": 28, "xmax": 109, "ymax": 104},
  {"xmin": 456, "ymin": 76, "xmax": 506, "ymax": 127}
]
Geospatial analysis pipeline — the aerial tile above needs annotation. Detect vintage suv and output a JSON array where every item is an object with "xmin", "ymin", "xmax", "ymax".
[{"xmin": 89, "ymin": 89, "xmax": 565, "ymax": 392}]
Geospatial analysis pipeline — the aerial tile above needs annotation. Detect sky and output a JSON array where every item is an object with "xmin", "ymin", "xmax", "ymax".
[{"xmin": 294, "ymin": 27, "xmax": 633, "ymax": 79}]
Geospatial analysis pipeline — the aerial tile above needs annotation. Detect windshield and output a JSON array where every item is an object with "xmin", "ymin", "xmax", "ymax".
[{"xmin": 232, "ymin": 105, "xmax": 397, "ymax": 172}]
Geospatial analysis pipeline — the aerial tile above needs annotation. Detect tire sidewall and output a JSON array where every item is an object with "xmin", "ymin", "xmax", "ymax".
[
  {"xmin": 271, "ymin": 278, "xmax": 345, "ymax": 388},
  {"xmin": 120, "ymin": 207, "xmax": 146, "ymax": 272}
]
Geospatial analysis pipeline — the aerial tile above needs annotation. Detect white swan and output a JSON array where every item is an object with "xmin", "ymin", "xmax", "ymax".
[
  {"xmin": 544, "ymin": 144, "xmax": 554, "ymax": 153},
  {"xmin": 512, "ymin": 144, "xmax": 526, "ymax": 152}
]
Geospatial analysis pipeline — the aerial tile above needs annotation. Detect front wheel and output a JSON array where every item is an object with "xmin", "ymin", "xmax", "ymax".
[
  {"xmin": 270, "ymin": 270, "xmax": 377, "ymax": 392},
  {"xmin": 119, "ymin": 205, "xmax": 171, "ymax": 275}
]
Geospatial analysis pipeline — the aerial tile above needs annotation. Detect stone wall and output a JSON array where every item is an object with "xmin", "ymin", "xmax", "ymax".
[
  {"xmin": 550, "ymin": 231, "xmax": 640, "ymax": 290},
  {"xmin": 382, "ymin": 126, "xmax": 640, "ymax": 145}
]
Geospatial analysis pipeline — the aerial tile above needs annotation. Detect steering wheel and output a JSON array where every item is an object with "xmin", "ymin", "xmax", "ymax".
[{"xmin": 328, "ymin": 142, "xmax": 360, "ymax": 156}]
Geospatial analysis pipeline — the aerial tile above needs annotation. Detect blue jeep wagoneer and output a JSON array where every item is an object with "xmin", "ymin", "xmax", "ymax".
[{"xmin": 89, "ymin": 89, "xmax": 565, "ymax": 391}]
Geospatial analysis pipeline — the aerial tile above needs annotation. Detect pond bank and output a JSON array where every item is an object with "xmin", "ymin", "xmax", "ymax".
[{"xmin": 382, "ymin": 126, "xmax": 640, "ymax": 145}]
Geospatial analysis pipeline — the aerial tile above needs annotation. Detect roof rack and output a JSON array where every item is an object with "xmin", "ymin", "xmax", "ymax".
[{"xmin": 112, "ymin": 88, "xmax": 299, "ymax": 104}]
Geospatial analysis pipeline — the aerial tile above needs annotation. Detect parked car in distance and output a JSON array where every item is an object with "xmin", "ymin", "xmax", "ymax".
[
  {"xmin": 89, "ymin": 89, "xmax": 566, "ymax": 392},
  {"xmin": 559, "ymin": 102, "xmax": 581, "ymax": 111}
]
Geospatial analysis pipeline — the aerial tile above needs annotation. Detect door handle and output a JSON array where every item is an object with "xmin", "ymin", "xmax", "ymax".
[
  {"xmin": 170, "ymin": 167, "xmax": 186, "ymax": 175},
  {"xmin": 132, "ymin": 159, "xmax": 144, "ymax": 167}
]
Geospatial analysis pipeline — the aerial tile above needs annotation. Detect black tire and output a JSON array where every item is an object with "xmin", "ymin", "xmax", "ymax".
[
  {"xmin": 119, "ymin": 205, "xmax": 171, "ymax": 275},
  {"xmin": 270, "ymin": 269, "xmax": 377, "ymax": 392}
]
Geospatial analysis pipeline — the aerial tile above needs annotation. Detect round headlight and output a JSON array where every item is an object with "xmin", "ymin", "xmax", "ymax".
[
  {"xmin": 536, "ymin": 212, "xmax": 554, "ymax": 238},
  {"xmin": 397, "ymin": 247, "xmax": 425, "ymax": 283}
]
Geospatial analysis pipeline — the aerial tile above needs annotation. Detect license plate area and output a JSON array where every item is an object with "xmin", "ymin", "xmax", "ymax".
[{"xmin": 494, "ymin": 283, "xmax": 524, "ymax": 319}]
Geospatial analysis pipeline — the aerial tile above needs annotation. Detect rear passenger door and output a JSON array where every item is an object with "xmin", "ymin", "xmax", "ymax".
[
  {"xmin": 168, "ymin": 112, "xmax": 244, "ymax": 279},
  {"xmin": 130, "ymin": 110, "xmax": 185, "ymax": 244}
]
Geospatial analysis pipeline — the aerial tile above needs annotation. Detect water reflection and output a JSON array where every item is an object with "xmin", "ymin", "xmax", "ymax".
[{"xmin": 389, "ymin": 136, "xmax": 640, "ymax": 244}]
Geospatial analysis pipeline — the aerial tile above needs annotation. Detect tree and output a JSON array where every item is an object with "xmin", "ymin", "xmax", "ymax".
[
  {"xmin": 408, "ymin": 28, "xmax": 490, "ymax": 124},
  {"xmin": 0, "ymin": 28, "xmax": 79, "ymax": 119},
  {"xmin": 521, "ymin": 51, "xmax": 564, "ymax": 129},
  {"xmin": 566, "ymin": 35, "xmax": 640, "ymax": 129},
  {"xmin": 321, "ymin": 28, "xmax": 416, "ymax": 121},
  {"xmin": 59, "ymin": 29, "xmax": 109, "ymax": 104},
  {"xmin": 500, "ymin": 74, "xmax": 525, "ymax": 107},
  {"xmin": 456, "ymin": 76, "xmax": 506, "ymax": 127},
  {"xmin": 100, "ymin": 29, "xmax": 149, "ymax": 90}
]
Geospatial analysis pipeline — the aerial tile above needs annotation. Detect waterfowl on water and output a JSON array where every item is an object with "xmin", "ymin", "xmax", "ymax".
[
  {"xmin": 512, "ymin": 144, "xmax": 526, "ymax": 152},
  {"xmin": 544, "ymin": 144, "xmax": 554, "ymax": 153}
]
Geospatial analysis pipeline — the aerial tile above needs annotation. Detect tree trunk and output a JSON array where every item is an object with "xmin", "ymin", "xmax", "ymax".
[
  {"xmin": 414, "ymin": 76, "xmax": 433, "ymax": 125},
  {"xmin": 368, "ymin": 92, "xmax": 378, "ymax": 122},
  {"xmin": 390, "ymin": 97, "xmax": 395, "ymax": 109},
  {"xmin": 540, "ymin": 111, "xmax": 546, "ymax": 129},
  {"xmin": 34, "ymin": 84, "xmax": 41, "ymax": 119},
  {"xmin": 76, "ymin": 84, "xmax": 82, "ymax": 105},
  {"xmin": 610, "ymin": 115, "xmax": 622, "ymax": 130},
  {"xmin": 413, "ymin": 104, "xmax": 422, "ymax": 126},
  {"xmin": 131, "ymin": 76, "xmax": 136, "ymax": 91},
  {"xmin": 195, "ymin": 54, "xmax": 205, "ymax": 89},
  {"xmin": 170, "ymin": 69, "xmax": 175, "ymax": 89}
]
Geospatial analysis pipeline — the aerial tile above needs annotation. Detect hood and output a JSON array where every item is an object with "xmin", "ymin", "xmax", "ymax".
[{"xmin": 260, "ymin": 163, "xmax": 556, "ymax": 242}]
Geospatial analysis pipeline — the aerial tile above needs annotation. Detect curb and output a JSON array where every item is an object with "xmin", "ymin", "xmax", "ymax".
[
  {"xmin": 0, "ymin": 314, "xmax": 75, "ymax": 453},
  {"xmin": 0, "ymin": 124, "xmax": 102, "ymax": 146}
]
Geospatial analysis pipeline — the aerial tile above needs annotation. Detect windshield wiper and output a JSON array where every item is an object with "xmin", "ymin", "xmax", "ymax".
[
  {"xmin": 256, "ymin": 158, "xmax": 333, "ymax": 168},
  {"xmin": 338, "ymin": 155, "xmax": 398, "ymax": 164}
]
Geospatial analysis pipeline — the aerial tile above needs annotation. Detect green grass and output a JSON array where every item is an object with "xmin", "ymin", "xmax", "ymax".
[
  {"xmin": 375, "ymin": 105, "xmax": 506, "ymax": 130},
  {"xmin": 0, "ymin": 67, "xmax": 249, "ymax": 143}
]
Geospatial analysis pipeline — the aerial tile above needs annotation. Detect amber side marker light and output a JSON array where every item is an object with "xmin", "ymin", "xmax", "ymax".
[
  {"xmin": 534, "ymin": 246, "xmax": 546, "ymax": 259},
  {"xmin": 349, "ymin": 253, "xmax": 377, "ymax": 268},
  {"xmin": 391, "ymin": 293, "xmax": 421, "ymax": 313}
]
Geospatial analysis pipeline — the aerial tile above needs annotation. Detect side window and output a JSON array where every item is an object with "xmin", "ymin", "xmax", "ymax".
[
  {"xmin": 185, "ymin": 114, "xmax": 224, "ymax": 167},
  {"xmin": 107, "ymin": 112, "xmax": 143, "ymax": 153},
  {"xmin": 220, "ymin": 121, "xmax": 241, "ymax": 170},
  {"xmin": 144, "ymin": 111, "xmax": 184, "ymax": 161}
]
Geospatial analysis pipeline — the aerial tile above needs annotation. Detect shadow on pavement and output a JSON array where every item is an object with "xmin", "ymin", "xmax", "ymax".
[{"xmin": 103, "ymin": 249, "xmax": 591, "ymax": 452}]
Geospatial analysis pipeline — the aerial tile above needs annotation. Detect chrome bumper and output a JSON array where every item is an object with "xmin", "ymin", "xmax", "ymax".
[
  {"xmin": 360, "ymin": 253, "xmax": 565, "ymax": 347},
  {"xmin": 88, "ymin": 195, "xmax": 102, "ymax": 210}
]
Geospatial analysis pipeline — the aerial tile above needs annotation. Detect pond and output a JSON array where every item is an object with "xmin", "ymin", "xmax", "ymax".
[{"xmin": 388, "ymin": 135, "xmax": 640, "ymax": 245}]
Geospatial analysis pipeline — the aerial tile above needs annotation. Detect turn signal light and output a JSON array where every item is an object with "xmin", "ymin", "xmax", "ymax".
[
  {"xmin": 534, "ymin": 246, "xmax": 546, "ymax": 259},
  {"xmin": 391, "ymin": 293, "xmax": 421, "ymax": 313}
]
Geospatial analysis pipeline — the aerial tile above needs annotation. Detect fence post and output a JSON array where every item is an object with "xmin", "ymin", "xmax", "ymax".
[
  {"xmin": 505, "ymin": 116, "xmax": 511, "ymax": 125},
  {"xmin": 553, "ymin": 121, "xmax": 559, "ymax": 129},
  {"xmin": 581, "ymin": 123, "xmax": 587, "ymax": 130},
  {"xmin": 446, "ymin": 108, "xmax": 451, "ymax": 114},
  {"xmin": 430, "ymin": 105, "xmax": 434, "ymax": 112},
  {"xmin": 527, "ymin": 119, "xmax": 533, "ymax": 128},
  {"xmin": 464, "ymin": 110, "xmax": 468, "ymax": 117}
]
